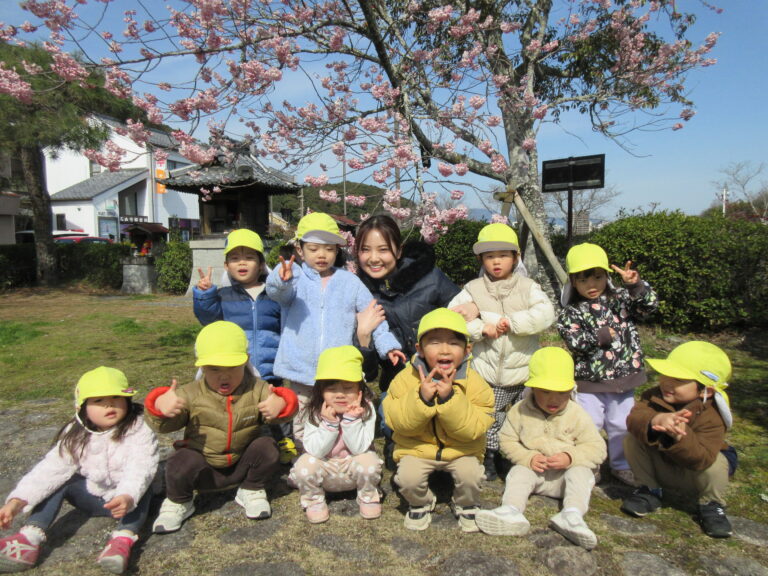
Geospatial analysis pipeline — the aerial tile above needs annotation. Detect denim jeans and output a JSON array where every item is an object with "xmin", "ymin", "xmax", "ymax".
[{"xmin": 27, "ymin": 474, "xmax": 152, "ymax": 534}]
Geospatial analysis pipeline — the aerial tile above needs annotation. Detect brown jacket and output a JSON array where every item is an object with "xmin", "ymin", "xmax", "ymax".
[{"xmin": 626, "ymin": 386, "xmax": 727, "ymax": 471}]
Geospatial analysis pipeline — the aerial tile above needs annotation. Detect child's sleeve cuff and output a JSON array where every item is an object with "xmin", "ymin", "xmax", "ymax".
[
  {"xmin": 272, "ymin": 386, "xmax": 299, "ymax": 419},
  {"xmin": 144, "ymin": 386, "xmax": 170, "ymax": 418}
]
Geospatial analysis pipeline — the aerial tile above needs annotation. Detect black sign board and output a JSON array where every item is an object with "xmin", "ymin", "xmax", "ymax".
[{"xmin": 541, "ymin": 154, "xmax": 605, "ymax": 193}]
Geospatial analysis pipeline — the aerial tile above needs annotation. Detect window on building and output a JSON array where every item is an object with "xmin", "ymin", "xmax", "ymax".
[{"xmin": 55, "ymin": 214, "xmax": 66, "ymax": 231}]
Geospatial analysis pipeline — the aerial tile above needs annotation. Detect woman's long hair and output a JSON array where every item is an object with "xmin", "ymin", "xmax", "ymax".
[{"xmin": 54, "ymin": 400, "xmax": 143, "ymax": 464}]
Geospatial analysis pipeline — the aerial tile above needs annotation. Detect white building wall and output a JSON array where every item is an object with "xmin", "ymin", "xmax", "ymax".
[
  {"xmin": 157, "ymin": 190, "xmax": 200, "ymax": 222},
  {"xmin": 44, "ymin": 149, "xmax": 91, "ymax": 194},
  {"xmin": 53, "ymin": 202, "xmax": 98, "ymax": 235}
]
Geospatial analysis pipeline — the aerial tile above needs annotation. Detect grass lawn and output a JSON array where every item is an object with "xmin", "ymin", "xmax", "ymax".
[{"xmin": 0, "ymin": 288, "xmax": 766, "ymax": 575}]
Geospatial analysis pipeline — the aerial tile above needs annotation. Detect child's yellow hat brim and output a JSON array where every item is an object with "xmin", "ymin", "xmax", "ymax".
[
  {"xmin": 296, "ymin": 212, "xmax": 346, "ymax": 245},
  {"xmin": 472, "ymin": 223, "xmax": 519, "ymax": 255}
]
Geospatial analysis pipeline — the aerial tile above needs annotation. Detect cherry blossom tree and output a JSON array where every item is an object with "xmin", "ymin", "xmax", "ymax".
[{"xmin": 1, "ymin": 0, "xmax": 721, "ymax": 284}]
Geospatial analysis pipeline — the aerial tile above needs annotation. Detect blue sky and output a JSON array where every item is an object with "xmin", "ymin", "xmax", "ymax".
[{"xmin": 5, "ymin": 1, "xmax": 764, "ymax": 219}]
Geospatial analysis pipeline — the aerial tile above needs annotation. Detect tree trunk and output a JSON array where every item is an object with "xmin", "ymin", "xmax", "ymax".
[{"xmin": 19, "ymin": 145, "xmax": 57, "ymax": 285}]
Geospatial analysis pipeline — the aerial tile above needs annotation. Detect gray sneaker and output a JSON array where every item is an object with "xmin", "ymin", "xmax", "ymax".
[
  {"xmin": 152, "ymin": 499, "xmax": 194, "ymax": 534},
  {"xmin": 474, "ymin": 506, "xmax": 530, "ymax": 536},
  {"xmin": 549, "ymin": 510, "xmax": 598, "ymax": 550},
  {"xmin": 235, "ymin": 488, "xmax": 271, "ymax": 519}
]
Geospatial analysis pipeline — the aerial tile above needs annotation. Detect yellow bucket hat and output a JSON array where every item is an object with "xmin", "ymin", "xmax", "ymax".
[
  {"xmin": 75, "ymin": 366, "xmax": 135, "ymax": 408},
  {"xmin": 195, "ymin": 321, "xmax": 249, "ymax": 367},
  {"xmin": 646, "ymin": 341, "xmax": 731, "ymax": 402},
  {"xmin": 315, "ymin": 345, "xmax": 364, "ymax": 382},
  {"xmin": 525, "ymin": 347, "xmax": 575, "ymax": 392},
  {"xmin": 224, "ymin": 229, "xmax": 264, "ymax": 255},
  {"xmin": 565, "ymin": 243, "xmax": 611, "ymax": 274},
  {"xmin": 416, "ymin": 308, "xmax": 469, "ymax": 341},
  {"xmin": 472, "ymin": 223, "xmax": 519, "ymax": 255},
  {"xmin": 296, "ymin": 212, "xmax": 346, "ymax": 245}
]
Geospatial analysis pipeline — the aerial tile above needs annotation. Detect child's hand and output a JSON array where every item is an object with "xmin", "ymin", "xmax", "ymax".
[
  {"xmin": 156, "ymin": 379, "xmax": 186, "ymax": 417},
  {"xmin": 545, "ymin": 452, "xmax": 572, "ymax": 470},
  {"xmin": 357, "ymin": 299, "xmax": 386, "ymax": 348},
  {"xmin": 497, "ymin": 318, "xmax": 510, "ymax": 335},
  {"xmin": 651, "ymin": 409, "xmax": 691, "ymax": 441},
  {"xmin": 417, "ymin": 365, "xmax": 439, "ymax": 402},
  {"xmin": 103, "ymin": 494, "xmax": 134, "ymax": 519},
  {"xmin": 278, "ymin": 255, "xmax": 295, "ymax": 282},
  {"xmin": 0, "ymin": 498, "xmax": 25, "ymax": 529},
  {"xmin": 450, "ymin": 302, "xmax": 480, "ymax": 322},
  {"xmin": 482, "ymin": 323, "xmax": 501, "ymax": 339},
  {"xmin": 611, "ymin": 260, "xmax": 640, "ymax": 285},
  {"xmin": 345, "ymin": 390, "xmax": 365, "ymax": 419},
  {"xmin": 434, "ymin": 376, "xmax": 454, "ymax": 401},
  {"xmin": 388, "ymin": 349, "xmax": 407, "ymax": 366},
  {"xmin": 321, "ymin": 401, "xmax": 339, "ymax": 423},
  {"xmin": 258, "ymin": 385, "xmax": 287, "ymax": 421},
  {"xmin": 530, "ymin": 453, "xmax": 548, "ymax": 473},
  {"xmin": 197, "ymin": 267, "xmax": 213, "ymax": 290}
]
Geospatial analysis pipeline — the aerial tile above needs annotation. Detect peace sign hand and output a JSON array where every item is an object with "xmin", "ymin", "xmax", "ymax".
[
  {"xmin": 611, "ymin": 260, "xmax": 640, "ymax": 285},
  {"xmin": 197, "ymin": 267, "xmax": 213, "ymax": 290},
  {"xmin": 417, "ymin": 365, "xmax": 439, "ymax": 403},
  {"xmin": 278, "ymin": 255, "xmax": 295, "ymax": 282}
]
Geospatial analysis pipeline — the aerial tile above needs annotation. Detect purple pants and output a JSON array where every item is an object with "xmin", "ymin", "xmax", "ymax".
[{"xmin": 576, "ymin": 390, "xmax": 635, "ymax": 471}]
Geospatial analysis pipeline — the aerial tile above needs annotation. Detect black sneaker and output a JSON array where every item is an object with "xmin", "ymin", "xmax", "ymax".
[
  {"xmin": 698, "ymin": 501, "xmax": 732, "ymax": 538},
  {"xmin": 620, "ymin": 486, "xmax": 662, "ymax": 517},
  {"xmin": 483, "ymin": 451, "xmax": 498, "ymax": 481}
]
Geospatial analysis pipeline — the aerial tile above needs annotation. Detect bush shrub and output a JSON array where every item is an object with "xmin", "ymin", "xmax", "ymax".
[
  {"xmin": 155, "ymin": 238, "xmax": 192, "ymax": 294},
  {"xmin": 56, "ymin": 243, "xmax": 131, "ymax": 289},
  {"xmin": 590, "ymin": 211, "xmax": 768, "ymax": 330},
  {"xmin": 433, "ymin": 219, "xmax": 486, "ymax": 286},
  {"xmin": 0, "ymin": 244, "xmax": 36, "ymax": 290}
]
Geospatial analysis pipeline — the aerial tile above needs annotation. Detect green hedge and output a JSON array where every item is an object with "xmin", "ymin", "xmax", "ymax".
[
  {"xmin": 590, "ymin": 212, "xmax": 768, "ymax": 330},
  {"xmin": 433, "ymin": 219, "xmax": 486, "ymax": 286},
  {"xmin": 0, "ymin": 244, "xmax": 36, "ymax": 290},
  {"xmin": 56, "ymin": 243, "xmax": 131, "ymax": 289},
  {"xmin": 154, "ymin": 239, "xmax": 192, "ymax": 294}
]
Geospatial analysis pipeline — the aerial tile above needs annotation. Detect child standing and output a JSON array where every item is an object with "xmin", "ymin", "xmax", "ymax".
[
  {"xmin": 383, "ymin": 308, "xmax": 494, "ymax": 532},
  {"xmin": 474, "ymin": 347, "xmax": 606, "ymax": 550},
  {"xmin": 621, "ymin": 341, "xmax": 735, "ymax": 538},
  {"xmin": 193, "ymin": 229, "xmax": 296, "ymax": 462},
  {"xmin": 557, "ymin": 242, "xmax": 658, "ymax": 486},
  {"xmin": 144, "ymin": 321, "xmax": 298, "ymax": 533},
  {"xmin": 0, "ymin": 367, "xmax": 158, "ymax": 574},
  {"xmin": 267, "ymin": 212, "xmax": 403, "ymax": 444},
  {"xmin": 447, "ymin": 223, "xmax": 555, "ymax": 480},
  {"xmin": 288, "ymin": 346, "xmax": 382, "ymax": 523}
]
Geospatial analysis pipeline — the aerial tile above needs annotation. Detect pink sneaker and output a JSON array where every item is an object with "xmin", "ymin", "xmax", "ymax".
[
  {"xmin": 0, "ymin": 532, "xmax": 39, "ymax": 572},
  {"xmin": 96, "ymin": 535, "xmax": 135, "ymax": 574},
  {"xmin": 305, "ymin": 502, "xmax": 329, "ymax": 524},
  {"xmin": 358, "ymin": 499, "xmax": 382, "ymax": 520}
]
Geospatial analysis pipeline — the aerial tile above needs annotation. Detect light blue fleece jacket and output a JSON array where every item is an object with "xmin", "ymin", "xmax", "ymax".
[{"xmin": 267, "ymin": 262, "xmax": 401, "ymax": 386}]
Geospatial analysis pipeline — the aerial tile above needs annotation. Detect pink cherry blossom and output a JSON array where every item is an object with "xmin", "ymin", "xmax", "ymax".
[
  {"xmin": 305, "ymin": 174, "xmax": 329, "ymax": 187},
  {"xmin": 438, "ymin": 163, "xmax": 454, "ymax": 177}
]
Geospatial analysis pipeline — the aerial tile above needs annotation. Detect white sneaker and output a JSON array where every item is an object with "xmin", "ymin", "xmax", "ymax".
[
  {"xmin": 404, "ymin": 497, "xmax": 436, "ymax": 531},
  {"xmin": 235, "ymin": 488, "xmax": 271, "ymax": 519},
  {"xmin": 549, "ymin": 510, "xmax": 598, "ymax": 550},
  {"xmin": 451, "ymin": 503, "xmax": 480, "ymax": 533},
  {"xmin": 474, "ymin": 506, "xmax": 530, "ymax": 536},
  {"xmin": 152, "ymin": 499, "xmax": 194, "ymax": 534}
]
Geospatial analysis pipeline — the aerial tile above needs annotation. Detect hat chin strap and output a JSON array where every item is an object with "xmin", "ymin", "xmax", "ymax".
[{"xmin": 75, "ymin": 411, "xmax": 113, "ymax": 436}]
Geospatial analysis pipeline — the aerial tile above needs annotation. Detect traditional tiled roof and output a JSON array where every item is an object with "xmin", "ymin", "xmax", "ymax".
[
  {"xmin": 94, "ymin": 115, "xmax": 178, "ymax": 149},
  {"xmin": 50, "ymin": 168, "xmax": 146, "ymax": 201},
  {"xmin": 162, "ymin": 153, "xmax": 299, "ymax": 192}
]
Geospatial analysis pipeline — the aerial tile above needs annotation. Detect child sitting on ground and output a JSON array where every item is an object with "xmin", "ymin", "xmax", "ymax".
[
  {"xmin": 447, "ymin": 223, "xmax": 555, "ymax": 481},
  {"xmin": 474, "ymin": 347, "xmax": 606, "ymax": 549},
  {"xmin": 288, "ymin": 346, "xmax": 382, "ymax": 524},
  {"xmin": 621, "ymin": 341, "xmax": 736, "ymax": 538},
  {"xmin": 0, "ymin": 367, "xmax": 158, "ymax": 574},
  {"xmin": 267, "ymin": 212, "xmax": 403, "ymax": 446},
  {"xmin": 557, "ymin": 242, "xmax": 658, "ymax": 486},
  {"xmin": 144, "ymin": 321, "xmax": 298, "ymax": 533},
  {"xmin": 193, "ymin": 229, "xmax": 296, "ymax": 463},
  {"xmin": 383, "ymin": 308, "xmax": 494, "ymax": 533}
]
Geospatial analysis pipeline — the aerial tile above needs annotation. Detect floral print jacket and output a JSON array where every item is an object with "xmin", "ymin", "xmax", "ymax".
[{"xmin": 557, "ymin": 281, "xmax": 659, "ymax": 393}]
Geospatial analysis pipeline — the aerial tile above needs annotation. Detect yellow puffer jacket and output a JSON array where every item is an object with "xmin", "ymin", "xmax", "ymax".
[{"xmin": 383, "ymin": 356, "xmax": 494, "ymax": 463}]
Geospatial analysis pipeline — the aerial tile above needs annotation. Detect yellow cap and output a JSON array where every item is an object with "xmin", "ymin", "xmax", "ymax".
[
  {"xmin": 565, "ymin": 243, "xmax": 611, "ymax": 274},
  {"xmin": 224, "ymin": 229, "xmax": 264, "ymax": 255},
  {"xmin": 75, "ymin": 366, "xmax": 135, "ymax": 408},
  {"xmin": 646, "ymin": 341, "xmax": 732, "ymax": 405},
  {"xmin": 315, "ymin": 345, "xmax": 364, "ymax": 382},
  {"xmin": 296, "ymin": 212, "xmax": 346, "ymax": 245},
  {"xmin": 416, "ymin": 308, "xmax": 469, "ymax": 341},
  {"xmin": 524, "ymin": 347, "xmax": 575, "ymax": 392},
  {"xmin": 472, "ymin": 223, "xmax": 519, "ymax": 255},
  {"xmin": 195, "ymin": 321, "xmax": 249, "ymax": 367}
]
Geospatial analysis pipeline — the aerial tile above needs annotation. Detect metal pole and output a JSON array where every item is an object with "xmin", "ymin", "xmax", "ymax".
[{"xmin": 567, "ymin": 188, "xmax": 573, "ymax": 246}]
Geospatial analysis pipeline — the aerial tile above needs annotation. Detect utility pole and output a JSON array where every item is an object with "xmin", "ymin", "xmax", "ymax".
[{"xmin": 721, "ymin": 185, "xmax": 728, "ymax": 216}]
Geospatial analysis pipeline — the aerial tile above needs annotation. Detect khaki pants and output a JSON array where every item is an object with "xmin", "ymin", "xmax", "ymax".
[
  {"xmin": 501, "ymin": 465, "xmax": 595, "ymax": 515},
  {"xmin": 624, "ymin": 434, "xmax": 729, "ymax": 505},
  {"xmin": 394, "ymin": 455, "xmax": 484, "ymax": 508},
  {"xmin": 289, "ymin": 451, "xmax": 382, "ymax": 508}
]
